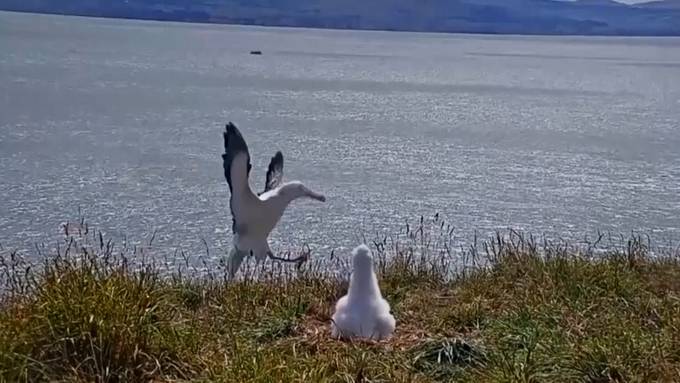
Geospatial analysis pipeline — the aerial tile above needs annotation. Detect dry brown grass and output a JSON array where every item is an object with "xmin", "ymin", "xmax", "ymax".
[{"xmin": 1, "ymin": 217, "xmax": 680, "ymax": 382}]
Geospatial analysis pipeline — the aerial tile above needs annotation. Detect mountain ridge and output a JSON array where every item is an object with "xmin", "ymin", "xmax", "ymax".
[
  {"xmin": 1, "ymin": 0, "xmax": 680, "ymax": 36},
  {"xmin": 634, "ymin": 0, "xmax": 680, "ymax": 9}
]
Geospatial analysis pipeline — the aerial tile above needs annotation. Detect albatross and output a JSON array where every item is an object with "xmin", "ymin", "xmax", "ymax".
[
  {"xmin": 222, "ymin": 122, "xmax": 326, "ymax": 277},
  {"xmin": 331, "ymin": 244, "xmax": 396, "ymax": 340}
]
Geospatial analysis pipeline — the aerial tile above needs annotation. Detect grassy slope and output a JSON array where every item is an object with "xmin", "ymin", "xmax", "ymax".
[{"xmin": 1, "ymin": 223, "xmax": 679, "ymax": 382}]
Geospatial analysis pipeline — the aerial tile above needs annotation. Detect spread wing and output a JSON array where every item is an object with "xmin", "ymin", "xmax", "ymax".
[
  {"xmin": 222, "ymin": 122, "xmax": 253, "ymax": 233},
  {"xmin": 262, "ymin": 151, "xmax": 284, "ymax": 195}
]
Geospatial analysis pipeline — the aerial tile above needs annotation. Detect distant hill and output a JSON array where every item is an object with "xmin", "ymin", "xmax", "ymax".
[
  {"xmin": 634, "ymin": 0, "xmax": 680, "ymax": 9},
  {"xmin": 572, "ymin": 0, "xmax": 627, "ymax": 7},
  {"xmin": 1, "ymin": 0, "xmax": 680, "ymax": 36}
]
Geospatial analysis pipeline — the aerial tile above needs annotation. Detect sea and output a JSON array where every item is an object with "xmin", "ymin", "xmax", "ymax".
[{"xmin": 1, "ymin": 11, "xmax": 679, "ymax": 265}]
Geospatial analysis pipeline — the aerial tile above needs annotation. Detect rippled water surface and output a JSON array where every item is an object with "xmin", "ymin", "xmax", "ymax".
[{"xmin": 1, "ymin": 11, "xmax": 680, "ymax": 262}]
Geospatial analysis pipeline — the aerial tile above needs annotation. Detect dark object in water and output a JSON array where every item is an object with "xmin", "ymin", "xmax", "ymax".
[{"xmin": 250, "ymin": 50, "xmax": 262, "ymax": 55}]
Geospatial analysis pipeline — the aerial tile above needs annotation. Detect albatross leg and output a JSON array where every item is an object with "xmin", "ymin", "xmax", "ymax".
[
  {"xmin": 227, "ymin": 246, "xmax": 248, "ymax": 279},
  {"xmin": 267, "ymin": 248, "xmax": 310, "ymax": 267}
]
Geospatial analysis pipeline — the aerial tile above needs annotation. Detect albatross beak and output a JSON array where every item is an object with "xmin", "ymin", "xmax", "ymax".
[{"xmin": 308, "ymin": 191, "xmax": 326, "ymax": 202}]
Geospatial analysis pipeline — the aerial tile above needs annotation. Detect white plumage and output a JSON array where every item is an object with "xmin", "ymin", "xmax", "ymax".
[
  {"xmin": 222, "ymin": 122, "xmax": 326, "ymax": 277},
  {"xmin": 331, "ymin": 244, "xmax": 396, "ymax": 341}
]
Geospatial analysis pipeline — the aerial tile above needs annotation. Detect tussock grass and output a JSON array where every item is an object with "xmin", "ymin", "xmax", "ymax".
[{"xmin": 1, "ymin": 217, "xmax": 679, "ymax": 382}]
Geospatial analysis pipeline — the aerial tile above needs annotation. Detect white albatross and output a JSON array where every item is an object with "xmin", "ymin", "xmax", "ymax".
[
  {"xmin": 222, "ymin": 122, "xmax": 326, "ymax": 277},
  {"xmin": 331, "ymin": 244, "xmax": 396, "ymax": 341}
]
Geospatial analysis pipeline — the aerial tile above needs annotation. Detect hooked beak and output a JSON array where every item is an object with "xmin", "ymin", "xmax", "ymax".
[{"xmin": 307, "ymin": 190, "xmax": 326, "ymax": 202}]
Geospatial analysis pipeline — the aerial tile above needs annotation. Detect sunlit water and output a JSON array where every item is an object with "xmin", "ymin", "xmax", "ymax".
[{"xmin": 1, "ymin": 11, "xmax": 679, "ymax": 265}]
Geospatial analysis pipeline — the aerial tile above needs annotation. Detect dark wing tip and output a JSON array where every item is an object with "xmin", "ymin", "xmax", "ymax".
[
  {"xmin": 268, "ymin": 151, "xmax": 284, "ymax": 172},
  {"xmin": 224, "ymin": 122, "xmax": 237, "ymax": 147},
  {"xmin": 263, "ymin": 151, "xmax": 284, "ymax": 193},
  {"xmin": 223, "ymin": 122, "xmax": 249, "ymax": 154},
  {"xmin": 269, "ymin": 151, "xmax": 284, "ymax": 171},
  {"xmin": 222, "ymin": 121, "xmax": 251, "ymax": 193}
]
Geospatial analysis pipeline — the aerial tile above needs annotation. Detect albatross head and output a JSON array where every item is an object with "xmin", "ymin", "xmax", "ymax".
[
  {"xmin": 280, "ymin": 181, "xmax": 326, "ymax": 202},
  {"xmin": 352, "ymin": 244, "xmax": 373, "ymax": 274},
  {"xmin": 348, "ymin": 244, "xmax": 380, "ymax": 299}
]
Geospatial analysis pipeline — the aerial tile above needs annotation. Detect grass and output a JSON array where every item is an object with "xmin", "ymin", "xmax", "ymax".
[{"xmin": 1, "ymin": 216, "xmax": 679, "ymax": 382}]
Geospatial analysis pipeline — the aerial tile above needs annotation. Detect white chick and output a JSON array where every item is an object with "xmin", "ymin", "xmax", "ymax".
[{"xmin": 331, "ymin": 244, "xmax": 396, "ymax": 340}]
